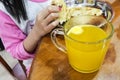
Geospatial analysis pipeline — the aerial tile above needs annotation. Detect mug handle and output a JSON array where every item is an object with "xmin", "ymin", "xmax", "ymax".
[{"xmin": 51, "ymin": 28, "xmax": 67, "ymax": 53}]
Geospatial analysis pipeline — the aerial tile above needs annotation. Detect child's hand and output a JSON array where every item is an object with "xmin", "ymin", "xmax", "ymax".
[
  {"xmin": 33, "ymin": 5, "xmax": 60, "ymax": 37},
  {"xmin": 23, "ymin": 6, "xmax": 60, "ymax": 53}
]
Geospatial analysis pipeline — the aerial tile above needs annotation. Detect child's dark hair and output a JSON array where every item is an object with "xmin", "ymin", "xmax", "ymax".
[{"xmin": 0, "ymin": 0, "xmax": 28, "ymax": 23}]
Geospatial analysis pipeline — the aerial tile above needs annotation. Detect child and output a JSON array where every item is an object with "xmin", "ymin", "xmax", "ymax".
[{"xmin": 0, "ymin": 0, "xmax": 60, "ymax": 74}]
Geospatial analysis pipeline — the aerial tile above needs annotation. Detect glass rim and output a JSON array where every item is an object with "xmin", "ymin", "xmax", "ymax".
[{"xmin": 64, "ymin": 15, "xmax": 114, "ymax": 44}]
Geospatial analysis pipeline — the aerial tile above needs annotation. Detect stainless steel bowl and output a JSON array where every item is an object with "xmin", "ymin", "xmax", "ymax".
[{"xmin": 65, "ymin": 0, "xmax": 114, "ymax": 22}]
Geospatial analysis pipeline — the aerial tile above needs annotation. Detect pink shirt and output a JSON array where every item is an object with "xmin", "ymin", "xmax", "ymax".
[
  {"xmin": 0, "ymin": 10, "xmax": 35, "ymax": 60},
  {"xmin": 0, "ymin": 0, "xmax": 49, "ymax": 74},
  {"xmin": 0, "ymin": 0, "xmax": 47, "ymax": 63}
]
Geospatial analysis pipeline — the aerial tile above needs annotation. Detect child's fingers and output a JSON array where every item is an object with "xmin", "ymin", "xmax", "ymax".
[
  {"xmin": 37, "ymin": 5, "xmax": 59, "ymax": 21},
  {"xmin": 45, "ymin": 20, "xmax": 59, "ymax": 32},
  {"xmin": 43, "ymin": 13, "xmax": 59, "ymax": 25}
]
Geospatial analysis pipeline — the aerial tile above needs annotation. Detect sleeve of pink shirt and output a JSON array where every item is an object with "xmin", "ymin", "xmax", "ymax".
[{"xmin": 0, "ymin": 11, "xmax": 34, "ymax": 60}]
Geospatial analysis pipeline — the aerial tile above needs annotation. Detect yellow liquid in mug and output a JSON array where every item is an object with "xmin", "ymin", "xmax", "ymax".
[{"xmin": 65, "ymin": 25, "xmax": 108, "ymax": 73}]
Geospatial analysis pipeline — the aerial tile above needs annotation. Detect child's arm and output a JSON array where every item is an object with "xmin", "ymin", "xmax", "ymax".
[
  {"xmin": 0, "ymin": 11, "xmax": 34, "ymax": 60},
  {"xmin": 0, "ymin": 5, "xmax": 60, "ymax": 60}
]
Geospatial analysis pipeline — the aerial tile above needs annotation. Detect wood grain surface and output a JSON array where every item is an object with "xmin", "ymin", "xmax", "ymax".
[{"xmin": 28, "ymin": 0, "xmax": 120, "ymax": 80}]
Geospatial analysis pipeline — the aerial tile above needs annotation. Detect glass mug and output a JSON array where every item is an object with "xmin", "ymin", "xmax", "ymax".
[{"xmin": 51, "ymin": 15, "xmax": 114, "ymax": 73}]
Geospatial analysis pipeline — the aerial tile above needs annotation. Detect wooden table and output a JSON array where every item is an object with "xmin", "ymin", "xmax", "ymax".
[{"xmin": 28, "ymin": 0, "xmax": 120, "ymax": 80}]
